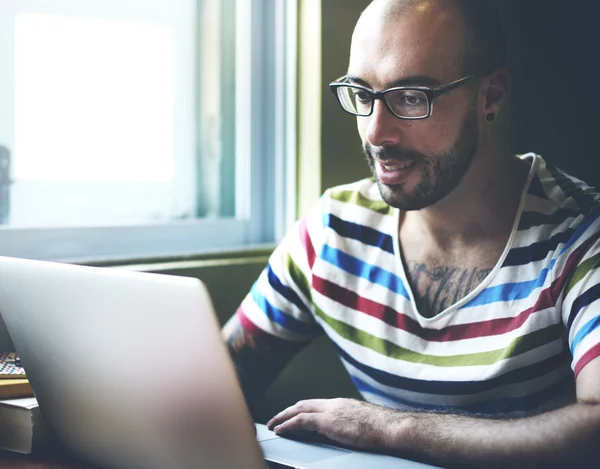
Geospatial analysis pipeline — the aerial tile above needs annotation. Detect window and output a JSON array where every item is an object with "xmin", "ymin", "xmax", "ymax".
[{"xmin": 0, "ymin": 0, "xmax": 297, "ymax": 262}]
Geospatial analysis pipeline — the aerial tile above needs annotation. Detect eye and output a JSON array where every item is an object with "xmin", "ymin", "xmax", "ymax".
[
  {"xmin": 402, "ymin": 94, "xmax": 424, "ymax": 106},
  {"xmin": 351, "ymin": 89, "xmax": 372, "ymax": 104},
  {"xmin": 386, "ymin": 90, "xmax": 428, "ymax": 117}
]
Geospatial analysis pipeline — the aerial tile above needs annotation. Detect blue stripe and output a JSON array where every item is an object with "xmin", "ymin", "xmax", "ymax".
[
  {"xmin": 571, "ymin": 315, "xmax": 600, "ymax": 354},
  {"xmin": 557, "ymin": 207, "xmax": 600, "ymax": 257},
  {"xmin": 504, "ymin": 228, "xmax": 574, "ymax": 267},
  {"xmin": 267, "ymin": 265, "xmax": 311, "ymax": 315},
  {"xmin": 476, "ymin": 209, "xmax": 600, "ymax": 309},
  {"xmin": 325, "ymin": 214, "xmax": 394, "ymax": 254},
  {"xmin": 355, "ymin": 375, "xmax": 574, "ymax": 416},
  {"xmin": 320, "ymin": 245, "xmax": 410, "ymax": 298},
  {"xmin": 251, "ymin": 288, "xmax": 318, "ymax": 336},
  {"xmin": 465, "ymin": 262, "xmax": 554, "ymax": 308},
  {"xmin": 337, "ymin": 343, "xmax": 570, "ymax": 395},
  {"xmin": 567, "ymin": 283, "xmax": 600, "ymax": 331}
]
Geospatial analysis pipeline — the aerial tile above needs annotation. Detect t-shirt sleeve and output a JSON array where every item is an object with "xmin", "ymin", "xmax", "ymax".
[
  {"xmin": 235, "ymin": 195, "xmax": 326, "ymax": 343},
  {"xmin": 562, "ymin": 216, "xmax": 600, "ymax": 378}
]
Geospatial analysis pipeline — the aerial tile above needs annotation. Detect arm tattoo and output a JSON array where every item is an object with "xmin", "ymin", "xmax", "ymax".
[
  {"xmin": 408, "ymin": 262, "xmax": 492, "ymax": 317},
  {"xmin": 222, "ymin": 315, "xmax": 303, "ymax": 410}
]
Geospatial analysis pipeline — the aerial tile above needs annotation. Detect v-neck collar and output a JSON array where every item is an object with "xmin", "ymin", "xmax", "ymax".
[{"xmin": 392, "ymin": 153, "xmax": 540, "ymax": 323}]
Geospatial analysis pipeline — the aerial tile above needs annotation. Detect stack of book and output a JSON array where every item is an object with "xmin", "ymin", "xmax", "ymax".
[{"xmin": 0, "ymin": 352, "xmax": 48, "ymax": 454}]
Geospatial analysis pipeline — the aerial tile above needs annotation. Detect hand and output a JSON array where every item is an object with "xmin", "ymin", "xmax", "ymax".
[{"xmin": 266, "ymin": 398, "xmax": 400, "ymax": 451}]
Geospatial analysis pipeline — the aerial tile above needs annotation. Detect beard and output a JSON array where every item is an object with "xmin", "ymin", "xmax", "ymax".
[{"xmin": 363, "ymin": 102, "xmax": 479, "ymax": 211}]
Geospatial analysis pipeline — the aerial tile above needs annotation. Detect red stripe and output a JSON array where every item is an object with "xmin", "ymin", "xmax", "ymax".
[
  {"xmin": 574, "ymin": 342, "xmax": 600, "ymax": 377},
  {"xmin": 540, "ymin": 231, "xmax": 600, "ymax": 306},
  {"xmin": 298, "ymin": 216, "xmax": 316, "ymax": 268},
  {"xmin": 236, "ymin": 307, "xmax": 289, "ymax": 346},
  {"xmin": 313, "ymin": 275, "xmax": 536, "ymax": 341},
  {"xmin": 310, "ymin": 231, "xmax": 600, "ymax": 342}
]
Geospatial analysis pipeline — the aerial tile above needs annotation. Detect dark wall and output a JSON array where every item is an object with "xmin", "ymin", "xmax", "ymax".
[
  {"xmin": 320, "ymin": 0, "xmax": 600, "ymax": 192},
  {"xmin": 503, "ymin": 1, "xmax": 599, "ymax": 188}
]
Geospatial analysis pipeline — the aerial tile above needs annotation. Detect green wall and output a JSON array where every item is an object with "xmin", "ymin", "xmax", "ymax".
[{"xmin": 320, "ymin": 0, "xmax": 371, "ymax": 191}]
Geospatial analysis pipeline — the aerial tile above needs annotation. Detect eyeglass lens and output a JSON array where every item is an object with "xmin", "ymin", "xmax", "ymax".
[{"xmin": 336, "ymin": 86, "xmax": 429, "ymax": 118}]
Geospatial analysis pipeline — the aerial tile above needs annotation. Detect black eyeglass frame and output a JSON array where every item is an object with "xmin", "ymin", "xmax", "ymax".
[{"xmin": 329, "ymin": 73, "xmax": 479, "ymax": 120}]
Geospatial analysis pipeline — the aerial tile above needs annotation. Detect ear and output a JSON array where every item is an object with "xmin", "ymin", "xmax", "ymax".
[{"xmin": 481, "ymin": 68, "xmax": 510, "ymax": 117}]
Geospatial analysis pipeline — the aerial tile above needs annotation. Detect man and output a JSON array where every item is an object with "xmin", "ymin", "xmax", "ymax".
[{"xmin": 222, "ymin": 0, "xmax": 600, "ymax": 467}]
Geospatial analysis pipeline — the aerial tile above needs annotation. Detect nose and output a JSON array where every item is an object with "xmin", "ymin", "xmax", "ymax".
[{"xmin": 363, "ymin": 99, "xmax": 402, "ymax": 148}]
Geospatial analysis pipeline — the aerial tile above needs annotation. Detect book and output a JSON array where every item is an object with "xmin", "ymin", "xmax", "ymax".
[
  {"xmin": 0, "ymin": 352, "xmax": 26, "ymax": 379},
  {"xmin": 0, "ymin": 397, "xmax": 50, "ymax": 454},
  {"xmin": 0, "ymin": 379, "xmax": 33, "ymax": 399}
]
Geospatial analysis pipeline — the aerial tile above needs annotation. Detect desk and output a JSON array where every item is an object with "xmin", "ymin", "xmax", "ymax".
[{"xmin": 0, "ymin": 449, "xmax": 91, "ymax": 469}]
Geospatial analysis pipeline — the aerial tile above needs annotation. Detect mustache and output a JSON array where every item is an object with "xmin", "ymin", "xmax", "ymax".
[{"xmin": 363, "ymin": 143, "xmax": 426, "ymax": 163}]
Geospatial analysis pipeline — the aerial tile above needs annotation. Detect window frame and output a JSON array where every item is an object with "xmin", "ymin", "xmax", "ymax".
[{"xmin": 0, "ymin": 0, "xmax": 297, "ymax": 262}]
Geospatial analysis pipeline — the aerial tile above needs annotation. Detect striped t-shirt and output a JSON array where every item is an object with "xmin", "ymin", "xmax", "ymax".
[{"xmin": 237, "ymin": 153, "xmax": 600, "ymax": 417}]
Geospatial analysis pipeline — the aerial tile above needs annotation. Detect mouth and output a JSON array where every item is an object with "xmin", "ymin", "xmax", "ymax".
[
  {"xmin": 375, "ymin": 159, "xmax": 417, "ymax": 185},
  {"xmin": 379, "ymin": 160, "xmax": 415, "ymax": 171}
]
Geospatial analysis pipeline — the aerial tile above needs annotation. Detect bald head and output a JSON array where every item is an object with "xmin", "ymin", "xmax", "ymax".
[
  {"xmin": 355, "ymin": 0, "xmax": 506, "ymax": 75},
  {"xmin": 340, "ymin": 0, "xmax": 509, "ymax": 211}
]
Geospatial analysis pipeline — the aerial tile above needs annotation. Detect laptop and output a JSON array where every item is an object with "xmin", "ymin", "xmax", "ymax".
[{"xmin": 0, "ymin": 256, "xmax": 441, "ymax": 469}]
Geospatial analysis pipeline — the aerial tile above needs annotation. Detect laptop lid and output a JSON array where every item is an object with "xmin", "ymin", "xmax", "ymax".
[{"xmin": 0, "ymin": 256, "xmax": 266, "ymax": 469}]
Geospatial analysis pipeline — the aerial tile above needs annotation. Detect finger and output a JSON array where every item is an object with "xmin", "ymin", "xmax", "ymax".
[
  {"xmin": 273, "ymin": 412, "xmax": 320, "ymax": 435},
  {"xmin": 266, "ymin": 399, "xmax": 326, "ymax": 429},
  {"xmin": 267, "ymin": 401, "xmax": 315, "ymax": 429}
]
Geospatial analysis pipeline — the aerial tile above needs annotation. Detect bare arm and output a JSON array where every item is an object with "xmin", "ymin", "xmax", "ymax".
[
  {"xmin": 399, "ymin": 393, "xmax": 600, "ymax": 468},
  {"xmin": 267, "ymin": 357, "xmax": 600, "ymax": 468},
  {"xmin": 222, "ymin": 312, "xmax": 306, "ymax": 411}
]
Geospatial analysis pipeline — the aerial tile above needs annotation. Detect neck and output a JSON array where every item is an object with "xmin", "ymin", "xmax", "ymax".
[{"xmin": 403, "ymin": 145, "xmax": 530, "ymax": 250}]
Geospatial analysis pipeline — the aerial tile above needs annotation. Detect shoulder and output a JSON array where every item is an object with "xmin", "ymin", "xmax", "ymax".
[
  {"xmin": 320, "ymin": 177, "xmax": 394, "ymax": 220},
  {"xmin": 298, "ymin": 177, "xmax": 396, "ymax": 254},
  {"xmin": 524, "ymin": 153, "xmax": 600, "ymax": 218},
  {"xmin": 520, "ymin": 153, "xmax": 600, "ymax": 235},
  {"xmin": 519, "ymin": 154, "xmax": 600, "ymax": 279}
]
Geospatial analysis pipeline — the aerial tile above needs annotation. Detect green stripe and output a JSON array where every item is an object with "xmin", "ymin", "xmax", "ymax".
[
  {"xmin": 315, "ymin": 306, "xmax": 563, "ymax": 367},
  {"xmin": 286, "ymin": 253, "xmax": 313, "ymax": 305},
  {"xmin": 565, "ymin": 252, "xmax": 600, "ymax": 296},
  {"xmin": 329, "ymin": 188, "xmax": 393, "ymax": 215}
]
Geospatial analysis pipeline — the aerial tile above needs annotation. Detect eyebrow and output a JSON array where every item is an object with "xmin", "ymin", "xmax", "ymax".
[{"xmin": 345, "ymin": 74, "xmax": 442, "ymax": 89}]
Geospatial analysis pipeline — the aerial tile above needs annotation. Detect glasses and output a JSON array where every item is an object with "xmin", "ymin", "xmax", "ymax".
[{"xmin": 329, "ymin": 73, "xmax": 478, "ymax": 120}]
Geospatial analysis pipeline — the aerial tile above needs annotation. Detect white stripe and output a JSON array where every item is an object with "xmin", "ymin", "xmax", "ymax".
[
  {"xmin": 312, "ymin": 285, "xmax": 560, "ymax": 356},
  {"xmin": 315, "ymin": 316, "xmax": 565, "ymax": 382},
  {"xmin": 262, "ymin": 251, "xmax": 315, "ymax": 324},
  {"xmin": 327, "ymin": 196, "xmax": 395, "ymax": 228},
  {"xmin": 241, "ymin": 295, "xmax": 309, "ymax": 342},
  {"xmin": 513, "ymin": 215, "xmax": 579, "ymax": 248},
  {"xmin": 572, "ymin": 329, "xmax": 600, "ymax": 368},
  {"xmin": 522, "ymin": 192, "xmax": 579, "ymax": 216},
  {"xmin": 343, "ymin": 358, "xmax": 570, "ymax": 408}
]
